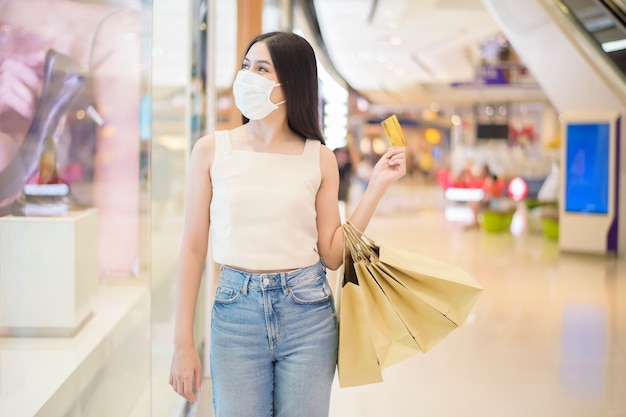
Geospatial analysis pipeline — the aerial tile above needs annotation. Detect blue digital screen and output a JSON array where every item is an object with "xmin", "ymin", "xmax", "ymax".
[{"xmin": 564, "ymin": 123, "xmax": 610, "ymax": 214}]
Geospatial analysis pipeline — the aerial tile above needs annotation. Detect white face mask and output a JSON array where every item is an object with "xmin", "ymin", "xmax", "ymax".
[{"xmin": 233, "ymin": 70, "xmax": 285, "ymax": 120}]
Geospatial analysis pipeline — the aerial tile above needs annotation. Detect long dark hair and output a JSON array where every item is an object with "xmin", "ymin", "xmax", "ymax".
[{"xmin": 241, "ymin": 31, "xmax": 325, "ymax": 145}]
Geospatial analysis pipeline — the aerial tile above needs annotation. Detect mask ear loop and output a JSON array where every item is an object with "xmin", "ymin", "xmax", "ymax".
[{"xmin": 272, "ymin": 83, "xmax": 286, "ymax": 106}]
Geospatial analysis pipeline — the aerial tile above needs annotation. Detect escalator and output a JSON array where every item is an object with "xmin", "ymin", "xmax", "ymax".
[
  {"xmin": 557, "ymin": 0, "xmax": 626, "ymax": 81},
  {"xmin": 482, "ymin": 0, "xmax": 626, "ymax": 111}
]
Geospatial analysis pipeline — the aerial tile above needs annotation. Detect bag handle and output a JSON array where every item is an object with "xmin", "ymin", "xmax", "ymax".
[
  {"xmin": 342, "ymin": 221, "xmax": 377, "ymax": 262},
  {"xmin": 346, "ymin": 221, "xmax": 379, "ymax": 250}
]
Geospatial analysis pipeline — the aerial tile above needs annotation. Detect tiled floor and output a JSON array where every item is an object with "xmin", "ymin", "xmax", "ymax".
[
  {"xmin": 2, "ymin": 178, "xmax": 623, "ymax": 416},
  {"xmin": 187, "ymin": 178, "xmax": 626, "ymax": 417}
]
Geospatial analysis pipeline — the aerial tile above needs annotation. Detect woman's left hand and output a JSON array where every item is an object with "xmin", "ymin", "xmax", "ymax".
[{"xmin": 369, "ymin": 146, "xmax": 407, "ymax": 189}]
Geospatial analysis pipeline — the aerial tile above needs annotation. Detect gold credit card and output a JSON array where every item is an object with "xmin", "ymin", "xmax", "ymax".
[{"xmin": 381, "ymin": 114, "xmax": 407, "ymax": 146}]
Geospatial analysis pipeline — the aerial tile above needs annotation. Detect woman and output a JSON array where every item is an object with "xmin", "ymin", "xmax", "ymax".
[{"xmin": 169, "ymin": 31, "xmax": 406, "ymax": 417}]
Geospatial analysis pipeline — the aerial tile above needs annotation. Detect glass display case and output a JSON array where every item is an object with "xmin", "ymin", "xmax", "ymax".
[{"xmin": 0, "ymin": 0, "xmax": 153, "ymax": 415}]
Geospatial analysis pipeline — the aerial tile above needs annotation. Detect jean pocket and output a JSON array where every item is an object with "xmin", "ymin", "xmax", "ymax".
[
  {"xmin": 287, "ymin": 277, "xmax": 332, "ymax": 305},
  {"xmin": 214, "ymin": 283, "xmax": 242, "ymax": 304}
]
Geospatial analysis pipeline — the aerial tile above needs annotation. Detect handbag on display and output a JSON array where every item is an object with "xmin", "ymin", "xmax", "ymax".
[{"xmin": 335, "ymin": 221, "xmax": 483, "ymax": 388}]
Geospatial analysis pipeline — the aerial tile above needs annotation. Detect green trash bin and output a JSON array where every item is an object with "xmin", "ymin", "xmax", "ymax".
[
  {"xmin": 541, "ymin": 217, "xmax": 559, "ymax": 240},
  {"xmin": 482, "ymin": 210, "xmax": 513, "ymax": 233}
]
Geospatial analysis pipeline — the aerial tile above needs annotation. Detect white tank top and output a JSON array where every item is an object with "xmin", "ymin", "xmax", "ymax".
[{"xmin": 209, "ymin": 130, "xmax": 322, "ymax": 270}]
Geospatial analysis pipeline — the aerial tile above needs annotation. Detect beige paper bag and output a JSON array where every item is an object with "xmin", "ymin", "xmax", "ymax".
[
  {"xmin": 335, "ymin": 256, "xmax": 383, "ymax": 388},
  {"xmin": 337, "ymin": 221, "xmax": 483, "ymax": 386},
  {"xmin": 354, "ymin": 261, "xmax": 422, "ymax": 368}
]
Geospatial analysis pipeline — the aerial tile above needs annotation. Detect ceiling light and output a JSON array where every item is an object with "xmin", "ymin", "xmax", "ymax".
[
  {"xmin": 356, "ymin": 97, "xmax": 370, "ymax": 112},
  {"xmin": 359, "ymin": 138, "xmax": 372, "ymax": 154},
  {"xmin": 390, "ymin": 36, "xmax": 403, "ymax": 46},
  {"xmin": 602, "ymin": 38, "xmax": 626, "ymax": 53},
  {"xmin": 425, "ymin": 128, "xmax": 441, "ymax": 144},
  {"xmin": 372, "ymin": 137, "xmax": 388, "ymax": 155},
  {"xmin": 422, "ymin": 109, "xmax": 437, "ymax": 120}
]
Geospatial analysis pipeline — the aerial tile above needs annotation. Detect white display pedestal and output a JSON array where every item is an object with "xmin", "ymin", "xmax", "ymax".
[
  {"xmin": 0, "ymin": 209, "xmax": 99, "ymax": 337},
  {"xmin": 0, "ymin": 284, "xmax": 150, "ymax": 417}
]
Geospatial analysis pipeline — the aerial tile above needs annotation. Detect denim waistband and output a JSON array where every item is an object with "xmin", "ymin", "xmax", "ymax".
[{"xmin": 219, "ymin": 260, "xmax": 325, "ymax": 293}]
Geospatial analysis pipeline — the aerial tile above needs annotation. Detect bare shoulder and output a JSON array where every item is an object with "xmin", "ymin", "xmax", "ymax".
[
  {"xmin": 319, "ymin": 144, "xmax": 338, "ymax": 166},
  {"xmin": 193, "ymin": 133, "xmax": 216, "ymax": 152},
  {"xmin": 190, "ymin": 134, "xmax": 217, "ymax": 173},
  {"xmin": 318, "ymin": 143, "xmax": 339, "ymax": 176}
]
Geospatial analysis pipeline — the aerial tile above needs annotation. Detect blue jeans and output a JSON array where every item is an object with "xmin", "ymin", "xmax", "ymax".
[{"xmin": 210, "ymin": 260, "xmax": 338, "ymax": 417}]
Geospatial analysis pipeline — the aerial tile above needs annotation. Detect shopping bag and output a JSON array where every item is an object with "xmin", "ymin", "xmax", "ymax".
[
  {"xmin": 335, "ymin": 251, "xmax": 383, "ymax": 388},
  {"xmin": 367, "ymin": 261, "xmax": 463, "ymax": 353},
  {"xmin": 337, "ymin": 221, "xmax": 483, "ymax": 387},
  {"xmin": 378, "ymin": 246, "xmax": 483, "ymax": 327},
  {"xmin": 353, "ymin": 261, "xmax": 422, "ymax": 368}
]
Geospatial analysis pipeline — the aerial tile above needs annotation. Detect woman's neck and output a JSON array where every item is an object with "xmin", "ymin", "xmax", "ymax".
[{"xmin": 245, "ymin": 119, "xmax": 293, "ymax": 144}]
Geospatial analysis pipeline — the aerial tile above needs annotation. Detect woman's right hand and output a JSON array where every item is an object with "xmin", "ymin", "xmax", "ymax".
[{"xmin": 169, "ymin": 344, "xmax": 203, "ymax": 402}]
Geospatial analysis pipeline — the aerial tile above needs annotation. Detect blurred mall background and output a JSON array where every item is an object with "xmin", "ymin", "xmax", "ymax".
[{"xmin": 1, "ymin": 0, "xmax": 625, "ymax": 416}]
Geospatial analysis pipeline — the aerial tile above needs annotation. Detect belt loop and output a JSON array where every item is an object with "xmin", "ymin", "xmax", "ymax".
[
  {"xmin": 242, "ymin": 274, "xmax": 251, "ymax": 295},
  {"xmin": 280, "ymin": 272, "xmax": 288, "ymax": 295}
]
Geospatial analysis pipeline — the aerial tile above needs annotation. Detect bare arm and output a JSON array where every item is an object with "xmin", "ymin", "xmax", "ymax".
[
  {"xmin": 169, "ymin": 134, "xmax": 215, "ymax": 402},
  {"xmin": 316, "ymin": 145, "xmax": 406, "ymax": 270}
]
